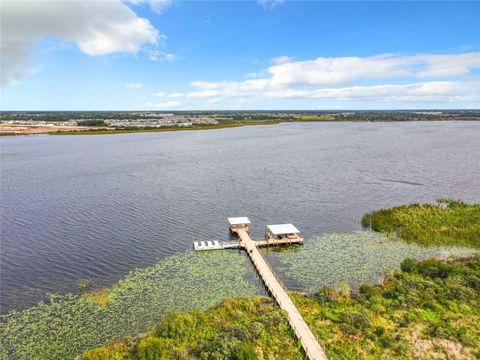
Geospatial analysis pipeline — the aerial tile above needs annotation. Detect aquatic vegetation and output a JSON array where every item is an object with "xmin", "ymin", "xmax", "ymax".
[
  {"xmin": 78, "ymin": 279, "xmax": 93, "ymax": 292},
  {"xmin": 0, "ymin": 251, "xmax": 259, "ymax": 359},
  {"xmin": 80, "ymin": 297, "xmax": 301, "ymax": 360},
  {"xmin": 271, "ymin": 231, "xmax": 478, "ymax": 294},
  {"xmin": 362, "ymin": 199, "xmax": 480, "ymax": 248},
  {"xmin": 82, "ymin": 256, "xmax": 480, "ymax": 359},
  {"xmin": 84, "ymin": 288, "xmax": 111, "ymax": 308}
]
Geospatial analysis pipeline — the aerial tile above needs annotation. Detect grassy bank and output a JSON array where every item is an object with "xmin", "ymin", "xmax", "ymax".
[
  {"xmin": 81, "ymin": 256, "xmax": 480, "ymax": 359},
  {"xmin": 362, "ymin": 199, "xmax": 480, "ymax": 248}
]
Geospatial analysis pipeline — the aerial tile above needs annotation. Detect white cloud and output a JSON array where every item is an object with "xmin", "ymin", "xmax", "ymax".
[
  {"xmin": 126, "ymin": 82, "xmax": 144, "ymax": 89},
  {"xmin": 178, "ymin": 52, "xmax": 480, "ymax": 106},
  {"xmin": 146, "ymin": 49, "xmax": 179, "ymax": 62},
  {"xmin": 1, "ymin": 0, "xmax": 160, "ymax": 88},
  {"xmin": 169, "ymin": 92, "xmax": 184, "ymax": 98},
  {"xmin": 207, "ymin": 98, "xmax": 222, "ymax": 105},
  {"xmin": 245, "ymin": 72, "xmax": 260, "ymax": 79},
  {"xmin": 271, "ymin": 55, "xmax": 293, "ymax": 65},
  {"xmin": 188, "ymin": 52, "xmax": 480, "ymax": 93},
  {"xmin": 264, "ymin": 80, "xmax": 479, "ymax": 102},
  {"xmin": 144, "ymin": 100, "xmax": 182, "ymax": 109},
  {"xmin": 196, "ymin": 97, "xmax": 222, "ymax": 110},
  {"xmin": 258, "ymin": 0, "xmax": 284, "ymax": 9},
  {"xmin": 183, "ymin": 79, "xmax": 479, "ymax": 103},
  {"xmin": 153, "ymin": 91, "xmax": 166, "ymax": 96},
  {"xmin": 266, "ymin": 52, "xmax": 480, "ymax": 88},
  {"xmin": 127, "ymin": 0, "xmax": 172, "ymax": 14},
  {"xmin": 187, "ymin": 90, "xmax": 221, "ymax": 98}
]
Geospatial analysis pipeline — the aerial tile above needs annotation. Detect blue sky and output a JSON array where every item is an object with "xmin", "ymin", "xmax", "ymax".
[{"xmin": 1, "ymin": 0, "xmax": 479, "ymax": 110}]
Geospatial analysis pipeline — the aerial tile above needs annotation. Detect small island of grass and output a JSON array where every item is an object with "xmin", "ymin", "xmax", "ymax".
[{"xmin": 362, "ymin": 199, "xmax": 480, "ymax": 248}]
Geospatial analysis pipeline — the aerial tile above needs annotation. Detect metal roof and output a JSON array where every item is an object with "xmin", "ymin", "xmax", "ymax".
[
  {"xmin": 267, "ymin": 224, "xmax": 300, "ymax": 235},
  {"xmin": 228, "ymin": 217, "xmax": 251, "ymax": 225}
]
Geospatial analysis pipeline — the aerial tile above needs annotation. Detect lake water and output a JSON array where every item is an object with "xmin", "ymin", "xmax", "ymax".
[{"xmin": 1, "ymin": 121, "xmax": 480, "ymax": 312}]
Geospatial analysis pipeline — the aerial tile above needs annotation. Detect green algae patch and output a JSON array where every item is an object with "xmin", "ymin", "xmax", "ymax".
[
  {"xmin": 0, "ymin": 251, "xmax": 259, "ymax": 359},
  {"xmin": 362, "ymin": 199, "xmax": 480, "ymax": 248},
  {"xmin": 271, "ymin": 231, "xmax": 478, "ymax": 294}
]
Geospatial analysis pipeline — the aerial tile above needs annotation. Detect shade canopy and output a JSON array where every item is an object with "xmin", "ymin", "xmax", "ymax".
[
  {"xmin": 267, "ymin": 224, "xmax": 300, "ymax": 235},
  {"xmin": 228, "ymin": 217, "xmax": 251, "ymax": 225}
]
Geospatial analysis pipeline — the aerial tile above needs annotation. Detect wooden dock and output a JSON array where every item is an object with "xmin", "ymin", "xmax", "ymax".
[
  {"xmin": 231, "ymin": 224, "xmax": 328, "ymax": 360},
  {"xmin": 193, "ymin": 240, "xmax": 240, "ymax": 251}
]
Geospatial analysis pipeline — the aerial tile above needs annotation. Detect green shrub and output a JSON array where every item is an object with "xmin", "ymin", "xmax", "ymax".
[
  {"xmin": 134, "ymin": 337, "xmax": 172, "ymax": 360},
  {"xmin": 338, "ymin": 309, "xmax": 372, "ymax": 332},
  {"xmin": 358, "ymin": 284, "xmax": 377, "ymax": 301},
  {"xmin": 315, "ymin": 286, "xmax": 337, "ymax": 304},
  {"xmin": 374, "ymin": 326, "xmax": 385, "ymax": 337},
  {"xmin": 233, "ymin": 343, "xmax": 257, "ymax": 360},
  {"xmin": 400, "ymin": 258, "xmax": 417, "ymax": 273}
]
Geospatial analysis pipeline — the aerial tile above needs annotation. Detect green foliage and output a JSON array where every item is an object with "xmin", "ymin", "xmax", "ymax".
[
  {"xmin": 400, "ymin": 258, "xmax": 417, "ymax": 273},
  {"xmin": 77, "ymin": 120, "xmax": 107, "ymax": 126},
  {"xmin": 338, "ymin": 309, "xmax": 372, "ymax": 333},
  {"xmin": 80, "ymin": 297, "xmax": 300, "ymax": 360},
  {"xmin": 362, "ymin": 199, "xmax": 480, "ymax": 248},
  {"xmin": 84, "ymin": 256, "xmax": 480, "ymax": 360},
  {"xmin": 358, "ymin": 284, "xmax": 377, "ymax": 301},
  {"xmin": 315, "ymin": 286, "xmax": 337, "ymax": 304},
  {"xmin": 290, "ymin": 256, "xmax": 480, "ymax": 359},
  {"xmin": 0, "ymin": 251, "xmax": 259, "ymax": 359}
]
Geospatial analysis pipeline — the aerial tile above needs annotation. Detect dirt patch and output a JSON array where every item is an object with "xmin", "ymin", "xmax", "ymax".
[
  {"xmin": 0, "ymin": 124, "xmax": 106, "ymax": 135},
  {"xmin": 411, "ymin": 326, "xmax": 472, "ymax": 360}
]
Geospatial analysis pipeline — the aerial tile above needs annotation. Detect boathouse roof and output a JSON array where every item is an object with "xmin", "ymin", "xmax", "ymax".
[
  {"xmin": 228, "ymin": 217, "xmax": 251, "ymax": 225},
  {"xmin": 267, "ymin": 224, "xmax": 300, "ymax": 235}
]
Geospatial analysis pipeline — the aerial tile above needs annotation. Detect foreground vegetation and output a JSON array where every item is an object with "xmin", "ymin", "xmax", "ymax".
[
  {"xmin": 81, "ymin": 256, "xmax": 480, "ymax": 359},
  {"xmin": 362, "ymin": 199, "xmax": 480, "ymax": 248},
  {"xmin": 81, "ymin": 297, "xmax": 301, "ymax": 360}
]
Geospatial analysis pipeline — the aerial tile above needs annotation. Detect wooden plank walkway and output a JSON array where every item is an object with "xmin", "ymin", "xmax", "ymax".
[{"xmin": 233, "ymin": 227, "xmax": 328, "ymax": 360}]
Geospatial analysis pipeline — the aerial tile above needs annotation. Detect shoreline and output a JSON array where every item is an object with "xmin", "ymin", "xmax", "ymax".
[
  {"xmin": 2, "ymin": 118, "xmax": 479, "ymax": 137},
  {"xmin": 0, "ymin": 120, "xmax": 281, "ymax": 136}
]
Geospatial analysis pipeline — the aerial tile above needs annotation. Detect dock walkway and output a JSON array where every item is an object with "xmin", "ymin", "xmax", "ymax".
[{"xmin": 232, "ymin": 227, "xmax": 328, "ymax": 360}]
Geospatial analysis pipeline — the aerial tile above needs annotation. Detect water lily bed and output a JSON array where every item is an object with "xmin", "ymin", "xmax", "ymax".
[
  {"xmin": 0, "ymin": 251, "xmax": 259, "ymax": 359},
  {"xmin": 270, "ymin": 231, "xmax": 479, "ymax": 294}
]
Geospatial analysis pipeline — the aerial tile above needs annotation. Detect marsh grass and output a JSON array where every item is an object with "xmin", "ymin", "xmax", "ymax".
[{"xmin": 361, "ymin": 199, "xmax": 480, "ymax": 248}]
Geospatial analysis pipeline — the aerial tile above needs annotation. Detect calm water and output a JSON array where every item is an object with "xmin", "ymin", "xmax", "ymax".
[{"xmin": 1, "ymin": 121, "xmax": 480, "ymax": 312}]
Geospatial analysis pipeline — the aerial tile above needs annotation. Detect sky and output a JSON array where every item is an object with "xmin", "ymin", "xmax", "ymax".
[{"xmin": 1, "ymin": 0, "xmax": 479, "ymax": 111}]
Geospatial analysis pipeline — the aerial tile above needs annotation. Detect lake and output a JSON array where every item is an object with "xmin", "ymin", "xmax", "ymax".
[{"xmin": 1, "ymin": 121, "xmax": 480, "ymax": 312}]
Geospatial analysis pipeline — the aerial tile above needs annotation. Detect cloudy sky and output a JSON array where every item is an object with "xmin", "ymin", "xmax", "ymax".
[{"xmin": 1, "ymin": 0, "xmax": 479, "ymax": 110}]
